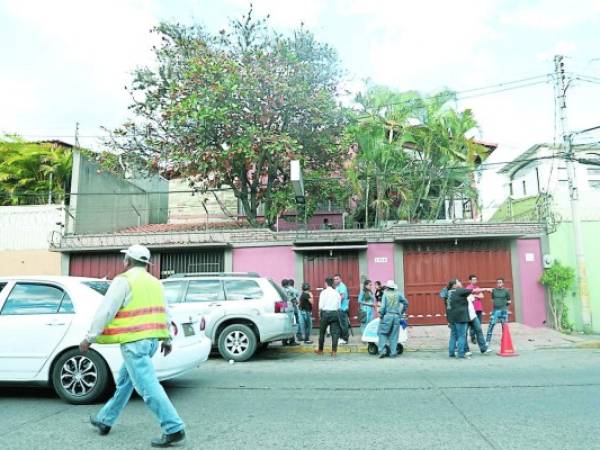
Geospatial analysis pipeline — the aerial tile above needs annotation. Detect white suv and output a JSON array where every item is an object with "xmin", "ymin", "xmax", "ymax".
[{"xmin": 162, "ymin": 273, "xmax": 295, "ymax": 362}]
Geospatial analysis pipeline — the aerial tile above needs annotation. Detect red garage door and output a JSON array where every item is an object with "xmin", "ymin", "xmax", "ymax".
[
  {"xmin": 403, "ymin": 240, "xmax": 514, "ymax": 326},
  {"xmin": 302, "ymin": 251, "xmax": 360, "ymax": 327},
  {"xmin": 69, "ymin": 253, "xmax": 161, "ymax": 279}
]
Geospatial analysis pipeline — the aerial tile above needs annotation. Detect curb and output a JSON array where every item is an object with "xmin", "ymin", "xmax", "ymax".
[
  {"xmin": 574, "ymin": 340, "xmax": 600, "ymax": 349},
  {"xmin": 273, "ymin": 344, "xmax": 369, "ymax": 353}
]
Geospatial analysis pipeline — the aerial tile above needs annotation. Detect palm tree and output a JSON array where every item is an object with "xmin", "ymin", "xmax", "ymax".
[
  {"xmin": 0, "ymin": 136, "xmax": 72, "ymax": 205},
  {"xmin": 346, "ymin": 87, "xmax": 488, "ymax": 224}
]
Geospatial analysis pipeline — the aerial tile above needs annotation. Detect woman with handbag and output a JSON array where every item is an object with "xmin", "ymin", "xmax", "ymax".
[{"xmin": 358, "ymin": 279, "xmax": 376, "ymax": 328}]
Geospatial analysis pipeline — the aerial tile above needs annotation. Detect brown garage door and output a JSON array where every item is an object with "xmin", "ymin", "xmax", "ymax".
[
  {"xmin": 403, "ymin": 240, "xmax": 514, "ymax": 326},
  {"xmin": 302, "ymin": 251, "xmax": 360, "ymax": 326},
  {"xmin": 69, "ymin": 253, "xmax": 161, "ymax": 279}
]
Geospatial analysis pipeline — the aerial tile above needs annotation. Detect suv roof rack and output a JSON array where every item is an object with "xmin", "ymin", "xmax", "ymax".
[{"xmin": 168, "ymin": 272, "xmax": 260, "ymax": 279}]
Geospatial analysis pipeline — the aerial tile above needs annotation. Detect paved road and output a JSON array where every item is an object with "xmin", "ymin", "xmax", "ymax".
[{"xmin": 1, "ymin": 349, "xmax": 600, "ymax": 449}]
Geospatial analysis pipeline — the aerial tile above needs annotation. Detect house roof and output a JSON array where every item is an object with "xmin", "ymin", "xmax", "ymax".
[
  {"xmin": 499, "ymin": 143, "xmax": 600, "ymax": 177},
  {"xmin": 53, "ymin": 222, "xmax": 546, "ymax": 252},
  {"xmin": 119, "ymin": 221, "xmax": 260, "ymax": 234},
  {"xmin": 498, "ymin": 144, "xmax": 555, "ymax": 177}
]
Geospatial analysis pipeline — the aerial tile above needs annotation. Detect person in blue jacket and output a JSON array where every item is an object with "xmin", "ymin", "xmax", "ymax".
[{"xmin": 377, "ymin": 280, "xmax": 409, "ymax": 358}]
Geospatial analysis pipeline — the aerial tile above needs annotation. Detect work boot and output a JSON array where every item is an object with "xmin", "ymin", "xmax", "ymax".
[
  {"xmin": 151, "ymin": 430, "xmax": 186, "ymax": 448},
  {"xmin": 89, "ymin": 415, "xmax": 110, "ymax": 436}
]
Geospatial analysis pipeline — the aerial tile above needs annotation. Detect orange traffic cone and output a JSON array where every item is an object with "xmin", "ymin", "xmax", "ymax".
[{"xmin": 497, "ymin": 323, "xmax": 518, "ymax": 357}]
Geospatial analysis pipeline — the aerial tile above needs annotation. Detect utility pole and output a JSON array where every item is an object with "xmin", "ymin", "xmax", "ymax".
[{"xmin": 553, "ymin": 55, "xmax": 592, "ymax": 330}]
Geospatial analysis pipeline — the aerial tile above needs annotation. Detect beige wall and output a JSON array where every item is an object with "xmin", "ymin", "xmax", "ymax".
[{"xmin": 0, "ymin": 250, "xmax": 62, "ymax": 276}]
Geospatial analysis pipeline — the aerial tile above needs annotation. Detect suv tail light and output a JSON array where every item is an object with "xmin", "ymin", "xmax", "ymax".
[
  {"xmin": 170, "ymin": 321, "xmax": 179, "ymax": 336},
  {"xmin": 199, "ymin": 317, "xmax": 206, "ymax": 332},
  {"xmin": 275, "ymin": 300, "xmax": 287, "ymax": 313}
]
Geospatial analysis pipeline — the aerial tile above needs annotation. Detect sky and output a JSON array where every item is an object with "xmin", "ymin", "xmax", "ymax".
[{"xmin": 1, "ymin": 0, "xmax": 600, "ymax": 211}]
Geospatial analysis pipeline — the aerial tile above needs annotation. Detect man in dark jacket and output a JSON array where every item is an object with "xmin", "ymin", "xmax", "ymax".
[{"xmin": 446, "ymin": 279, "xmax": 491, "ymax": 359}]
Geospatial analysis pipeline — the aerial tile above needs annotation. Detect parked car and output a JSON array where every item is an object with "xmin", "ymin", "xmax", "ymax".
[
  {"xmin": 162, "ymin": 272, "xmax": 295, "ymax": 362},
  {"xmin": 0, "ymin": 276, "xmax": 211, "ymax": 404}
]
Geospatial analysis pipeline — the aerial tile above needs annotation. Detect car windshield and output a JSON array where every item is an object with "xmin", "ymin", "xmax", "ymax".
[{"xmin": 81, "ymin": 280, "xmax": 111, "ymax": 296}]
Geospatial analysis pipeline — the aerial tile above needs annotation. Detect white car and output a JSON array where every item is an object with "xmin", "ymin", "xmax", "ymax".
[
  {"xmin": 162, "ymin": 273, "xmax": 295, "ymax": 362},
  {"xmin": 0, "ymin": 276, "xmax": 211, "ymax": 404}
]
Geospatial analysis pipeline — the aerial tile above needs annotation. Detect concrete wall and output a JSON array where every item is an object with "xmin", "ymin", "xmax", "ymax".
[
  {"xmin": 232, "ymin": 245, "xmax": 295, "ymax": 283},
  {"xmin": 548, "ymin": 221, "xmax": 600, "ymax": 333},
  {"xmin": 0, "ymin": 205, "xmax": 63, "ymax": 276},
  {"xmin": 0, "ymin": 250, "xmax": 62, "ymax": 275},
  {"xmin": 68, "ymin": 151, "xmax": 168, "ymax": 234},
  {"xmin": 516, "ymin": 238, "xmax": 547, "ymax": 327},
  {"xmin": 168, "ymin": 179, "xmax": 238, "ymax": 224},
  {"xmin": 0, "ymin": 205, "xmax": 62, "ymax": 249}
]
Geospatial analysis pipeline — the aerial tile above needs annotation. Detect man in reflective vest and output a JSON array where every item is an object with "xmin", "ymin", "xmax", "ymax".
[{"xmin": 79, "ymin": 244, "xmax": 185, "ymax": 448}]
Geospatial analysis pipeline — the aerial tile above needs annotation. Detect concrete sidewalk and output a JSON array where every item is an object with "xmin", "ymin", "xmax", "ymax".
[{"xmin": 271, "ymin": 323, "xmax": 594, "ymax": 353}]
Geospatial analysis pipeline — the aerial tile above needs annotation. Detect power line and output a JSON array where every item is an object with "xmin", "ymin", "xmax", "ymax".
[
  {"xmin": 4, "ymin": 73, "xmax": 555, "ymax": 139},
  {"xmin": 0, "ymin": 153, "xmax": 579, "ymax": 202}
]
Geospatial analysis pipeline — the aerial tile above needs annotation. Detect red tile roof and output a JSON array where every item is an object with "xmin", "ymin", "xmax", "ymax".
[{"xmin": 119, "ymin": 220, "xmax": 263, "ymax": 234}]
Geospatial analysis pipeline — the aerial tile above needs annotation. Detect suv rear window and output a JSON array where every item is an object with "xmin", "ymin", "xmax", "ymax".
[
  {"xmin": 224, "ymin": 279, "xmax": 263, "ymax": 301},
  {"xmin": 81, "ymin": 281, "xmax": 110, "ymax": 296},
  {"xmin": 269, "ymin": 280, "xmax": 288, "ymax": 301},
  {"xmin": 186, "ymin": 280, "xmax": 224, "ymax": 302}
]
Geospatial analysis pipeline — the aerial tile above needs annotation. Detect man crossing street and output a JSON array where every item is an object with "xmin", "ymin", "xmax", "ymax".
[{"xmin": 79, "ymin": 245, "xmax": 186, "ymax": 448}]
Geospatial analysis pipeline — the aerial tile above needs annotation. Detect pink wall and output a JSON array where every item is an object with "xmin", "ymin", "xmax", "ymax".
[
  {"xmin": 367, "ymin": 243, "xmax": 396, "ymax": 285},
  {"xmin": 232, "ymin": 245, "xmax": 295, "ymax": 283},
  {"xmin": 517, "ymin": 239, "xmax": 547, "ymax": 327}
]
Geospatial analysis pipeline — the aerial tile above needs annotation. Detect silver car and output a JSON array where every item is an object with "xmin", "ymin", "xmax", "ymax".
[{"xmin": 162, "ymin": 273, "xmax": 295, "ymax": 362}]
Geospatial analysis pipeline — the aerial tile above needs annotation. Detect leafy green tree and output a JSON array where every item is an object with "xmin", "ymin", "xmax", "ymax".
[
  {"xmin": 107, "ymin": 9, "xmax": 347, "ymax": 226},
  {"xmin": 345, "ymin": 86, "xmax": 488, "ymax": 224},
  {"xmin": 540, "ymin": 261, "xmax": 575, "ymax": 332},
  {"xmin": 0, "ymin": 136, "xmax": 72, "ymax": 206}
]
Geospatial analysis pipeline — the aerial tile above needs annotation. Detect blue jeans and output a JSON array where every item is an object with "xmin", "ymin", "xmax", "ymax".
[
  {"xmin": 486, "ymin": 309, "xmax": 509, "ymax": 344},
  {"xmin": 449, "ymin": 322, "xmax": 468, "ymax": 358},
  {"xmin": 293, "ymin": 305, "xmax": 302, "ymax": 340},
  {"xmin": 95, "ymin": 339, "xmax": 185, "ymax": 434},
  {"xmin": 298, "ymin": 310, "xmax": 313, "ymax": 341},
  {"xmin": 378, "ymin": 314, "xmax": 401, "ymax": 356},
  {"xmin": 470, "ymin": 317, "xmax": 488, "ymax": 352}
]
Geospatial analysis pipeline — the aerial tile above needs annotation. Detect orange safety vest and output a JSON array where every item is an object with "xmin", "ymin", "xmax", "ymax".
[{"xmin": 96, "ymin": 268, "xmax": 170, "ymax": 344}]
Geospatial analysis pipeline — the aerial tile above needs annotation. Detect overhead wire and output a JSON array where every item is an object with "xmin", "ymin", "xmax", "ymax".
[{"xmin": 6, "ymin": 73, "xmax": 555, "ymax": 139}]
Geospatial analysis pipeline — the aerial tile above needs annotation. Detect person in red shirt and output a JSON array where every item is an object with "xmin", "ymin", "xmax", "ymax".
[{"xmin": 466, "ymin": 274, "xmax": 484, "ymax": 344}]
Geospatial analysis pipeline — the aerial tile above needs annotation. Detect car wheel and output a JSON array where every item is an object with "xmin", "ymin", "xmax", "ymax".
[
  {"xmin": 217, "ymin": 324, "xmax": 257, "ymax": 362},
  {"xmin": 51, "ymin": 348, "xmax": 110, "ymax": 405},
  {"xmin": 367, "ymin": 343, "xmax": 378, "ymax": 355}
]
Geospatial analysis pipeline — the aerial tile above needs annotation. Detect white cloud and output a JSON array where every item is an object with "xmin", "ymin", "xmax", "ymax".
[
  {"xmin": 336, "ymin": 0, "xmax": 500, "ymax": 89},
  {"xmin": 224, "ymin": 0, "xmax": 325, "ymax": 29},
  {"xmin": 1, "ymin": 0, "xmax": 160, "ymax": 145},
  {"xmin": 536, "ymin": 41, "xmax": 577, "ymax": 62},
  {"xmin": 500, "ymin": 0, "xmax": 600, "ymax": 30}
]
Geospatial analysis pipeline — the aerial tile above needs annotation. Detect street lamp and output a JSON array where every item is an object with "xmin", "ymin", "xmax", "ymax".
[{"xmin": 290, "ymin": 160, "xmax": 307, "ymax": 228}]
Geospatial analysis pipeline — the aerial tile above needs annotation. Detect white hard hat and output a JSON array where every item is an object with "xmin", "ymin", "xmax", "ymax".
[
  {"xmin": 121, "ymin": 244, "xmax": 152, "ymax": 264},
  {"xmin": 385, "ymin": 280, "xmax": 398, "ymax": 290}
]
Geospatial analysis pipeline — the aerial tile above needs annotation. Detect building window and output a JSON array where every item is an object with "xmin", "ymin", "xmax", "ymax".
[
  {"xmin": 522, "ymin": 180, "xmax": 527, "ymax": 196},
  {"xmin": 589, "ymin": 181, "xmax": 600, "ymax": 190},
  {"xmin": 557, "ymin": 166, "xmax": 568, "ymax": 181},
  {"xmin": 588, "ymin": 167, "xmax": 600, "ymax": 189}
]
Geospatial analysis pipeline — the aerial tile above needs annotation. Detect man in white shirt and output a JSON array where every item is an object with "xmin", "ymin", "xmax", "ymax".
[{"xmin": 315, "ymin": 277, "xmax": 341, "ymax": 357}]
